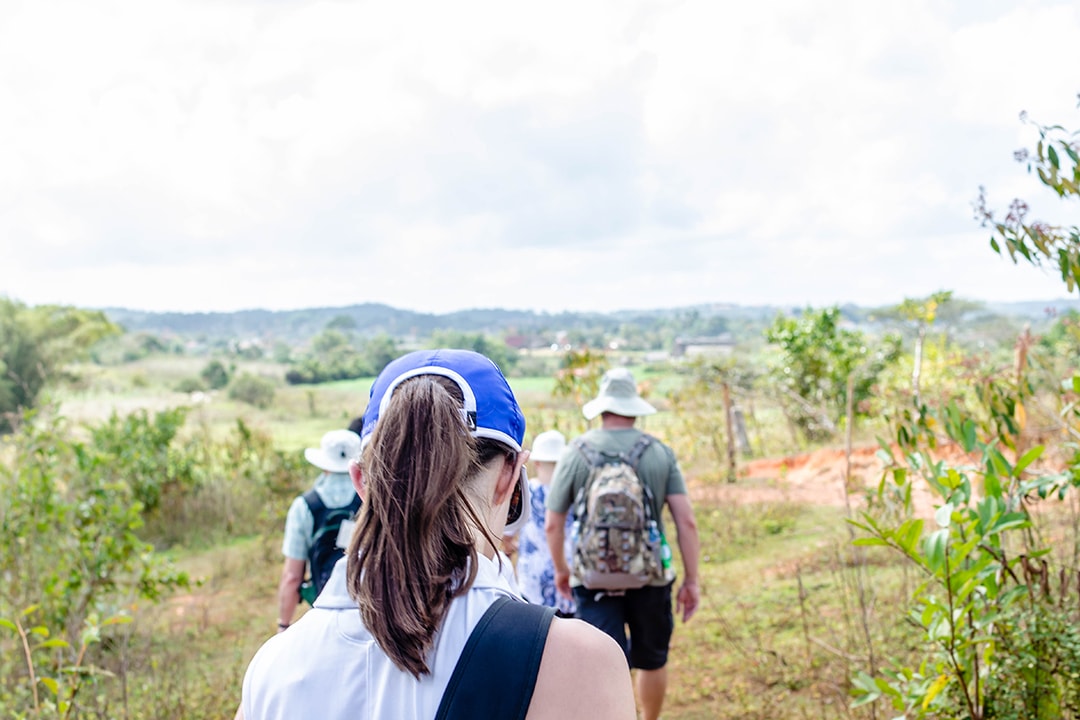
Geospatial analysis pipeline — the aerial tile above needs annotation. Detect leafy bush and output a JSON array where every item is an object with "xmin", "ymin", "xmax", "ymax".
[
  {"xmin": 851, "ymin": 378, "xmax": 1080, "ymax": 718},
  {"xmin": 200, "ymin": 360, "xmax": 230, "ymax": 390},
  {"xmin": 285, "ymin": 332, "xmax": 397, "ymax": 384},
  {"xmin": 175, "ymin": 377, "xmax": 206, "ymax": 393},
  {"xmin": 765, "ymin": 306, "xmax": 900, "ymax": 441},
  {"xmin": 88, "ymin": 407, "xmax": 196, "ymax": 514},
  {"xmin": 851, "ymin": 101, "xmax": 1080, "ymax": 720},
  {"xmin": 0, "ymin": 409, "xmax": 307, "ymax": 718},
  {"xmin": 0, "ymin": 413, "xmax": 190, "ymax": 661},
  {"xmin": 228, "ymin": 373, "xmax": 276, "ymax": 408}
]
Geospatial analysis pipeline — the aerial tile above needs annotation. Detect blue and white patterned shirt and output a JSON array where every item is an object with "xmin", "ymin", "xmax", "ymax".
[{"xmin": 514, "ymin": 481, "xmax": 576, "ymax": 615}]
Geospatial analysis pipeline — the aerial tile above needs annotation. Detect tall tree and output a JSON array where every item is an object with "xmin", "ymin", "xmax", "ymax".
[{"xmin": 0, "ymin": 299, "xmax": 119, "ymax": 431}]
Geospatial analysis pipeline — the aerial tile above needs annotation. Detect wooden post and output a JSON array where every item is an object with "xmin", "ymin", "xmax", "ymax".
[
  {"xmin": 844, "ymin": 373, "xmax": 855, "ymax": 497},
  {"xmin": 722, "ymin": 382, "xmax": 737, "ymax": 483}
]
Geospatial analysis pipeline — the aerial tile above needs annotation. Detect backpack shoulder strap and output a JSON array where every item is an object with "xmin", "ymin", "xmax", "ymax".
[
  {"xmin": 571, "ymin": 437, "xmax": 604, "ymax": 469},
  {"xmin": 623, "ymin": 434, "xmax": 658, "ymax": 520},
  {"xmin": 623, "ymin": 433, "xmax": 654, "ymax": 469},
  {"xmin": 435, "ymin": 597, "xmax": 556, "ymax": 720},
  {"xmin": 301, "ymin": 488, "xmax": 327, "ymax": 523}
]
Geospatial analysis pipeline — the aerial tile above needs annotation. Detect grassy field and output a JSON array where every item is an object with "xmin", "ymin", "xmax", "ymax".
[
  {"xmin": 140, "ymin": 487, "xmax": 911, "ymax": 719},
  {"xmin": 15, "ymin": 354, "xmax": 920, "ymax": 719}
]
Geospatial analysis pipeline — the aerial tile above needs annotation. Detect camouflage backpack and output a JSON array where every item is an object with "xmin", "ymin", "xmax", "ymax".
[{"xmin": 570, "ymin": 434, "xmax": 666, "ymax": 591}]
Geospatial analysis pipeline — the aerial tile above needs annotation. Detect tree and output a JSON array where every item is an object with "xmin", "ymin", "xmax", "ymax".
[
  {"xmin": 200, "ymin": 359, "xmax": 231, "ymax": 390},
  {"xmin": 0, "ymin": 299, "xmax": 119, "ymax": 432},
  {"xmin": 228, "ymin": 373, "xmax": 276, "ymax": 409},
  {"xmin": 360, "ymin": 334, "xmax": 399, "ymax": 376},
  {"xmin": 427, "ymin": 330, "xmax": 517, "ymax": 373},
  {"xmin": 765, "ymin": 306, "xmax": 900, "ymax": 441},
  {"xmin": 883, "ymin": 290, "xmax": 953, "ymax": 405},
  {"xmin": 325, "ymin": 314, "xmax": 357, "ymax": 331}
]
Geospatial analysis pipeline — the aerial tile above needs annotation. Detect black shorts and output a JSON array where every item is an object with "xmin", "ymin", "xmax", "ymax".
[{"xmin": 572, "ymin": 582, "xmax": 674, "ymax": 670}]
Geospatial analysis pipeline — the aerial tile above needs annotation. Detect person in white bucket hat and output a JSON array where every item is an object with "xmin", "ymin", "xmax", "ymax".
[
  {"xmin": 510, "ymin": 430, "xmax": 577, "ymax": 616},
  {"xmin": 545, "ymin": 367, "xmax": 701, "ymax": 720},
  {"xmin": 276, "ymin": 428, "xmax": 362, "ymax": 634}
]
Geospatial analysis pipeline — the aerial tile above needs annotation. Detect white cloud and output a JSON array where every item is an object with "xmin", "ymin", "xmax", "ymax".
[{"xmin": 0, "ymin": 0, "xmax": 1077, "ymax": 314}]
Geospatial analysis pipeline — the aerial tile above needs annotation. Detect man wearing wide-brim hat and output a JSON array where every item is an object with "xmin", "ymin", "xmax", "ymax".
[{"xmin": 544, "ymin": 367, "xmax": 701, "ymax": 720}]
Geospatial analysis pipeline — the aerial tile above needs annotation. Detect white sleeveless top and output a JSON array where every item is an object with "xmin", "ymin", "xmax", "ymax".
[{"xmin": 241, "ymin": 553, "xmax": 523, "ymax": 720}]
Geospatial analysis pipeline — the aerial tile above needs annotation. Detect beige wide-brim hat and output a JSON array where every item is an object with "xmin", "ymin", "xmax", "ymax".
[
  {"xmin": 582, "ymin": 368, "xmax": 657, "ymax": 420},
  {"xmin": 304, "ymin": 429, "xmax": 362, "ymax": 474}
]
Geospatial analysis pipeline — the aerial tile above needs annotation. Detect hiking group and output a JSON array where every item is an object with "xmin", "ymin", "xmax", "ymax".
[{"xmin": 239, "ymin": 350, "xmax": 700, "ymax": 720}]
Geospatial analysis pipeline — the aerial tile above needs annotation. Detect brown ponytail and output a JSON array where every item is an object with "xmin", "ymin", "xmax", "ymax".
[{"xmin": 346, "ymin": 375, "xmax": 513, "ymax": 677}]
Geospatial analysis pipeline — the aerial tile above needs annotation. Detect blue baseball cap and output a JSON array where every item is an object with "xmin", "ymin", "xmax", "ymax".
[{"xmin": 360, "ymin": 349, "xmax": 526, "ymax": 452}]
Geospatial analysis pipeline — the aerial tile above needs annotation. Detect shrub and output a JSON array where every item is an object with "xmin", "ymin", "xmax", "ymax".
[
  {"xmin": 228, "ymin": 373, "xmax": 275, "ymax": 409},
  {"xmin": 175, "ymin": 377, "xmax": 205, "ymax": 393},
  {"xmin": 200, "ymin": 360, "xmax": 230, "ymax": 390},
  {"xmin": 0, "ymin": 409, "xmax": 307, "ymax": 718}
]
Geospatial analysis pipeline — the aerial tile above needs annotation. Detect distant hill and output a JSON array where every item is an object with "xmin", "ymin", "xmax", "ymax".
[{"xmin": 100, "ymin": 298, "xmax": 1080, "ymax": 345}]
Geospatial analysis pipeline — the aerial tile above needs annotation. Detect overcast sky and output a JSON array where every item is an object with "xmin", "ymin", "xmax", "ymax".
[{"xmin": 1, "ymin": 0, "xmax": 1077, "ymax": 315}]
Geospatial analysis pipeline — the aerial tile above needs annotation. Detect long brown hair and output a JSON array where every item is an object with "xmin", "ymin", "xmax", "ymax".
[{"xmin": 346, "ymin": 374, "xmax": 514, "ymax": 677}]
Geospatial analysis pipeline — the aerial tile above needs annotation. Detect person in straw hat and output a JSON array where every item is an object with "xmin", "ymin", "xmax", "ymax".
[{"xmin": 545, "ymin": 367, "xmax": 700, "ymax": 720}]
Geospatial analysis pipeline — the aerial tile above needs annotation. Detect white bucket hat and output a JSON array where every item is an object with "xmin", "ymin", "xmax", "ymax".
[
  {"xmin": 582, "ymin": 368, "xmax": 657, "ymax": 420},
  {"xmin": 304, "ymin": 429, "xmax": 362, "ymax": 474},
  {"xmin": 530, "ymin": 430, "xmax": 566, "ymax": 462}
]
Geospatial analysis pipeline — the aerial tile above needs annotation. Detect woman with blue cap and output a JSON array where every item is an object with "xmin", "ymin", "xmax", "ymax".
[{"xmin": 237, "ymin": 349, "xmax": 634, "ymax": 720}]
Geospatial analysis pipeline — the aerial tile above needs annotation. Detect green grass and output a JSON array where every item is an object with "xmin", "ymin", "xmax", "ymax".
[
  {"xmin": 31, "ymin": 353, "xmax": 927, "ymax": 719},
  {"xmin": 131, "ymin": 491, "xmax": 914, "ymax": 720},
  {"xmin": 662, "ymin": 499, "xmax": 917, "ymax": 719}
]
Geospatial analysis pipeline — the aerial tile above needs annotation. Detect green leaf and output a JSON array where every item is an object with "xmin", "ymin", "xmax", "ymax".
[
  {"xmin": 35, "ymin": 638, "xmax": 71, "ymax": 650},
  {"xmin": 934, "ymin": 503, "xmax": 954, "ymax": 528},
  {"xmin": 990, "ymin": 512, "xmax": 1030, "ymax": 535},
  {"xmin": 39, "ymin": 677, "xmax": 59, "ymax": 696},
  {"xmin": 962, "ymin": 420, "xmax": 977, "ymax": 452},
  {"xmin": 853, "ymin": 537, "xmax": 889, "ymax": 547},
  {"xmin": 987, "ymin": 462, "xmax": 1006, "ymax": 498},
  {"xmin": 1072, "ymin": 375, "xmax": 1080, "ymax": 394},
  {"xmin": 925, "ymin": 528, "xmax": 950, "ymax": 573},
  {"xmin": 1014, "ymin": 445, "xmax": 1044, "ymax": 476},
  {"xmin": 987, "ymin": 447, "xmax": 1013, "ymax": 478},
  {"xmin": 0, "ymin": 618, "xmax": 17, "ymax": 633},
  {"xmin": 1049, "ymin": 144, "xmax": 1060, "ymax": 169}
]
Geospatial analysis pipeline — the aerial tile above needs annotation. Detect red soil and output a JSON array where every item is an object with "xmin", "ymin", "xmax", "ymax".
[{"xmin": 693, "ymin": 442, "xmax": 989, "ymax": 517}]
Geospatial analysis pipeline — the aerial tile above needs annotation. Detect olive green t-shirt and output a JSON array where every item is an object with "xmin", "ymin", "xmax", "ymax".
[{"xmin": 545, "ymin": 427, "xmax": 686, "ymax": 539}]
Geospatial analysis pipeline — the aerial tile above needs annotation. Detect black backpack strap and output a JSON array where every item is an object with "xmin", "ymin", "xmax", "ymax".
[
  {"xmin": 301, "ymin": 488, "xmax": 327, "ymax": 523},
  {"xmin": 435, "ymin": 597, "xmax": 556, "ymax": 720}
]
